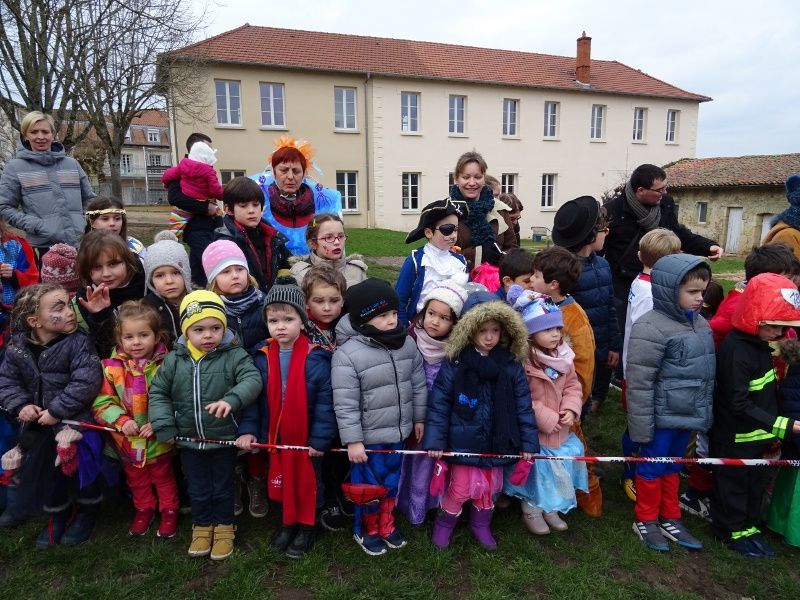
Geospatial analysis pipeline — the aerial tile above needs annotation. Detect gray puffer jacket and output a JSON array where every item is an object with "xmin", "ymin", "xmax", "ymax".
[
  {"xmin": 0, "ymin": 141, "xmax": 95, "ymax": 247},
  {"xmin": 626, "ymin": 254, "xmax": 715, "ymax": 443},
  {"xmin": 332, "ymin": 314, "xmax": 427, "ymax": 445}
]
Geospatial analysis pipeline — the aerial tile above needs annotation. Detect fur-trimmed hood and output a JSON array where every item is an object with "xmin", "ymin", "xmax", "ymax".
[{"xmin": 446, "ymin": 300, "xmax": 528, "ymax": 361}]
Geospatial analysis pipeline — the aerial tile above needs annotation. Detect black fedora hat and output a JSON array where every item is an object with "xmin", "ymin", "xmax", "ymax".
[
  {"xmin": 405, "ymin": 198, "xmax": 464, "ymax": 244},
  {"xmin": 552, "ymin": 196, "xmax": 600, "ymax": 249}
]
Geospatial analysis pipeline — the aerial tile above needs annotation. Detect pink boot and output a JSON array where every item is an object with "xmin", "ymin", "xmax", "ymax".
[
  {"xmin": 469, "ymin": 507, "xmax": 497, "ymax": 551},
  {"xmin": 431, "ymin": 509, "xmax": 460, "ymax": 549}
]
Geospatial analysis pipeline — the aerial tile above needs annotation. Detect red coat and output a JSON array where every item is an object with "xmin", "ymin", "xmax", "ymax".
[{"xmin": 161, "ymin": 157, "xmax": 223, "ymax": 200}]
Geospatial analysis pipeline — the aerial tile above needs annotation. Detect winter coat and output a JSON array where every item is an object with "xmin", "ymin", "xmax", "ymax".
[
  {"xmin": 762, "ymin": 221, "xmax": 800, "ymax": 259},
  {"xmin": 626, "ymin": 254, "xmax": 715, "ymax": 444},
  {"xmin": 0, "ymin": 141, "xmax": 95, "ymax": 248},
  {"xmin": 237, "ymin": 339, "xmax": 337, "ymax": 451},
  {"xmin": 142, "ymin": 292, "xmax": 181, "ymax": 349},
  {"xmin": 148, "ymin": 331, "xmax": 262, "ymax": 450},
  {"xmin": 214, "ymin": 215, "xmax": 290, "ymax": 293},
  {"xmin": 289, "ymin": 251, "xmax": 368, "ymax": 290},
  {"xmin": 220, "ymin": 288, "xmax": 267, "ymax": 356},
  {"xmin": 332, "ymin": 314, "xmax": 427, "ymax": 446},
  {"xmin": 423, "ymin": 300, "xmax": 539, "ymax": 467},
  {"xmin": 572, "ymin": 252, "xmax": 622, "ymax": 357},
  {"xmin": 603, "ymin": 191, "xmax": 717, "ymax": 301},
  {"xmin": 161, "ymin": 157, "xmax": 223, "ymax": 201},
  {"xmin": 559, "ymin": 297, "xmax": 596, "ymax": 403},
  {"xmin": 395, "ymin": 246, "xmax": 467, "ymax": 325},
  {"xmin": 0, "ymin": 330, "xmax": 102, "ymax": 431}
]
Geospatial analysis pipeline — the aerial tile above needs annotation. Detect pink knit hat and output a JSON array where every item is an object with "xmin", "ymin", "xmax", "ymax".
[
  {"xmin": 202, "ymin": 240, "xmax": 249, "ymax": 284},
  {"xmin": 40, "ymin": 243, "xmax": 79, "ymax": 294}
]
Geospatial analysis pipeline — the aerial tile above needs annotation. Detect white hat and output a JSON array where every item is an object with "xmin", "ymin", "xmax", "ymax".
[{"xmin": 423, "ymin": 274, "xmax": 469, "ymax": 318}]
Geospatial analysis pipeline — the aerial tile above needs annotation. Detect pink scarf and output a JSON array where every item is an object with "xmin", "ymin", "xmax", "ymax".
[
  {"xmin": 530, "ymin": 341, "xmax": 575, "ymax": 375},
  {"xmin": 412, "ymin": 324, "xmax": 447, "ymax": 364}
]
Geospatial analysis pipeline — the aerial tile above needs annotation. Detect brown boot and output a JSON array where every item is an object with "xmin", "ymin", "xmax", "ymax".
[
  {"xmin": 188, "ymin": 525, "xmax": 213, "ymax": 557},
  {"xmin": 210, "ymin": 524, "xmax": 236, "ymax": 561}
]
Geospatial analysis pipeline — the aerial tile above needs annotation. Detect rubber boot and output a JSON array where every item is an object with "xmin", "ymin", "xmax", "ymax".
[
  {"xmin": 468, "ymin": 506, "xmax": 497, "ymax": 551},
  {"xmin": 431, "ymin": 509, "xmax": 460, "ymax": 549},
  {"xmin": 35, "ymin": 508, "xmax": 72, "ymax": 550},
  {"xmin": 61, "ymin": 503, "xmax": 99, "ymax": 546}
]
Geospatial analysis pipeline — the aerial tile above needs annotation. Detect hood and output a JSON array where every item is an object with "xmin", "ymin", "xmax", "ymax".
[
  {"xmin": 732, "ymin": 273, "xmax": 800, "ymax": 335},
  {"xmin": 651, "ymin": 254, "xmax": 708, "ymax": 322},
  {"xmin": 446, "ymin": 300, "xmax": 528, "ymax": 361},
  {"xmin": 15, "ymin": 140, "xmax": 66, "ymax": 166},
  {"xmin": 288, "ymin": 252, "xmax": 366, "ymax": 268}
]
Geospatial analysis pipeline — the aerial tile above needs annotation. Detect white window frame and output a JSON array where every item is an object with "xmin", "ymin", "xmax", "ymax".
[
  {"xmin": 632, "ymin": 107, "xmax": 647, "ymax": 142},
  {"xmin": 590, "ymin": 104, "xmax": 605, "ymax": 140},
  {"xmin": 697, "ymin": 202, "xmax": 708, "ymax": 224},
  {"xmin": 220, "ymin": 170, "xmax": 246, "ymax": 185},
  {"xmin": 541, "ymin": 174, "xmax": 556, "ymax": 208},
  {"xmin": 336, "ymin": 171, "xmax": 358, "ymax": 211},
  {"xmin": 501, "ymin": 173, "xmax": 517, "ymax": 194},
  {"xmin": 666, "ymin": 109, "xmax": 680, "ymax": 143},
  {"xmin": 120, "ymin": 154, "xmax": 133, "ymax": 174},
  {"xmin": 543, "ymin": 101, "xmax": 559, "ymax": 138},
  {"xmin": 334, "ymin": 86, "xmax": 357, "ymax": 131},
  {"xmin": 401, "ymin": 91, "xmax": 420, "ymax": 133},
  {"xmin": 259, "ymin": 82, "xmax": 286, "ymax": 128},
  {"xmin": 448, "ymin": 95, "xmax": 466, "ymax": 135},
  {"xmin": 402, "ymin": 172, "xmax": 420, "ymax": 211},
  {"xmin": 147, "ymin": 153, "xmax": 162, "ymax": 167},
  {"xmin": 502, "ymin": 98, "xmax": 519, "ymax": 137},
  {"xmin": 147, "ymin": 128, "xmax": 159, "ymax": 143},
  {"xmin": 215, "ymin": 80, "xmax": 242, "ymax": 126}
]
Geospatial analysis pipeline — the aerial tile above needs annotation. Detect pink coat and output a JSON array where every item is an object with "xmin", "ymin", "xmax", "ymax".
[
  {"xmin": 525, "ymin": 342, "xmax": 583, "ymax": 449},
  {"xmin": 161, "ymin": 157, "xmax": 223, "ymax": 200}
]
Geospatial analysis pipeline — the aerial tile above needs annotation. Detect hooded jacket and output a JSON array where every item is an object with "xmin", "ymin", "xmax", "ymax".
[
  {"xmin": 161, "ymin": 157, "xmax": 223, "ymax": 201},
  {"xmin": 332, "ymin": 314, "xmax": 427, "ymax": 446},
  {"xmin": 422, "ymin": 300, "xmax": 539, "ymax": 467},
  {"xmin": 290, "ymin": 250, "xmax": 368, "ymax": 291},
  {"xmin": 0, "ymin": 141, "xmax": 95, "ymax": 247},
  {"xmin": 626, "ymin": 254, "xmax": 715, "ymax": 444}
]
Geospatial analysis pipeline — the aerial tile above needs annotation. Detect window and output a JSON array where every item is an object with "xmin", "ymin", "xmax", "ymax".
[
  {"xmin": 147, "ymin": 154, "xmax": 162, "ymax": 167},
  {"xmin": 120, "ymin": 154, "xmax": 132, "ymax": 174},
  {"xmin": 502, "ymin": 98, "xmax": 519, "ymax": 136},
  {"xmin": 336, "ymin": 172, "xmax": 358, "ymax": 211},
  {"xmin": 334, "ymin": 86, "xmax": 357, "ymax": 130},
  {"xmin": 448, "ymin": 95, "xmax": 466, "ymax": 134},
  {"xmin": 590, "ymin": 104, "xmax": 605, "ymax": 140},
  {"xmin": 402, "ymin": 173, "xmax": 420, "ymax": 210},
  {"xmin": 147, "ymin": 128, "xmax": 159, "ymax": 143},
  {"xmin": 215, "ymin": 80, "xmax": 241, "ymax": 125},
  {"xmin": 541, "ymin": 174, "xmax": 556, "ymax": 208},
  {"xmin": 632, "ymin": 107, "xmax": 647, "ymax": 141},
  {"xmin": 401, "ymin": 92, "xmax": 420, "ymax": 132},
  {"xmin": 220, "ymin": 170, "xmax": 245, "ymax": 185},
  {"xmin": 697, "ymin": 202, "xmax": 708, "ymax": 224},
  {"xmin": 666, "ymin": 109, "xmax": 680, "ymax": 142},
  {"xmin": 501, "ymin": 173, "xmax": 517, "ymax": 194},
  {"xmin": 259, "ymin": 82, "xmax": 285, "ymax": 128},
  {"xmin": 543, "ymin": 101, "xmax": 559, "ymax": 138}
]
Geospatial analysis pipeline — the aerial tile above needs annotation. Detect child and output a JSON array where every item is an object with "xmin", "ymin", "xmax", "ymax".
[
  {"xmin": 495, "ymin": 248, "xmax": 535, "ymax": 302},
  {"xmin": 40, "ymin": 244, "xmax": 78, "ymax": 297},
  {"xmin": 76, "ymin": 230, "xmax": 146, "ymax": 358},
  {"xmin": 423, "ymin": 294, "xmax": 539, "ymax": 551},
  {"xmin": 237, "ymin": 276, "xmax": 336, "ymax": 559},
  {"xmin": 85, "ymin": 197, "xmax": 146, "ymax": 258},
  {"xmin": 712, "ymin": 273, "xmax": 800, "ymax": 558},
  {"xmin": 0, "ymin": 283, "xmax": 104, "ymax": 548},
  {"xmin": 395, "ymin": 199, "xmax": 467, "ymax": 325},
  {"xmin": 302, "ymin": 263, "xmax": 346, "ymax": 348},
  {"xmin": 332, "ymin": 279, "xmax": 427, "ymax": 555},
  {"xmin": 215, "ymin": 176, "xmax": 291, "ymax": 293},
  {"xmin": 552, "ymin": 196, "xmax": 621, "ymax": 414},
  {"xmin": 0, "ymin": 216, "xmax": 39, "ymax": 345},
  {"xmin": 504, "ymin": 288, "xmax": 587, "ymax": 534},
  {"xmin": 626, "ymin": 255, "xmax": 715, "ymax": 552},
  {"xmin": 291, "ymin": 213, "xmax": 368, "ymax": 290},
  {"xmin": 92, "ymin": 301, "xmax": 179, "ymax": 537},
  {"xmin": 149, "ymin": 290, "xmax": 261, "ymax": 560},
  {"xmin": 397, "ymin": 279, "xmax": 468, "ymax": 526},
  {"xmin": 142, "ymin": 231, "xmax": 191, "ymax": 348}
]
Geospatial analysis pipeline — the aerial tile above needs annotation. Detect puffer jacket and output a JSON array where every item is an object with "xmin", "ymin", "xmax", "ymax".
[
  {"xmin": 0, "ymin": 330, "xmax": 103, "ymax": 431},
  {"xmin": 778, "ymin": 359, "xmax": 800, "ymax": 458},
  {"xmin": 0, "ymin": 141, "xmax": 95, "ymax": 247},
  {"xmin": 332, "ymin": 314, "xmax": 427, "ymax": 445},
  {"xmin": 161, "ymin": 157, "xmax": 223, "ymax": 200},
  {"xmin": 148, "ymin": 330, "xmax": 262, "ymax": 450},
  {"xmin": 572, "ymin": 252, "xmax": 622, "ymax": 357},
  {"xmin": 290, "ymin": 251, "xmax": 368, "ymax": 290},
  {"xmin": 423, "ymin": 300, "xmax": 539, "ymax": 467},
  {"xmin": 626, "ymin": 254, "xmax": 715, "ymax": 444}
]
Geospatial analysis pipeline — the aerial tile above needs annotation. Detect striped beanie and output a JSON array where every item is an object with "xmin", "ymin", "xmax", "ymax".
[
  {"xmin": 263, "ymin": 275, "xmax": 307, "ymax": 323},
  {"xmin": 179, "ymin": 290, "xmax": 227, "ymax": 335}
]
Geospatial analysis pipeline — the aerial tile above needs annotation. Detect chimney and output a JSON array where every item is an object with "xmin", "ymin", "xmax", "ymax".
[{"xmin": 576, "ymin": 31, "xmax": 592, "ymax": 85}]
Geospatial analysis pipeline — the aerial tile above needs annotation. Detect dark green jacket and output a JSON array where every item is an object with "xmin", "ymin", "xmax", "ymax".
[{"xmin": 149, "ymin": 331, "xmax": 261, "ymax": 450}]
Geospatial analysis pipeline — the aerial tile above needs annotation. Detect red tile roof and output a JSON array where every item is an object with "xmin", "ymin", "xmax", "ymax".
[
  {"xmin": 666, "ymin": 154, "xmax": 800, "ymax": 188},
  {"xmin": 131, "ymin": 110, "xmax": 168, "ymax": 127},
  {"xmin": 170, "ymin": 25, "xmax": 710, "ymax": 102}
]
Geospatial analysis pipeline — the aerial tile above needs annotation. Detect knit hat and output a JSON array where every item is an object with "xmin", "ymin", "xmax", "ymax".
[
  {"xmin": 507, "ymin": 285, "xmax": 563, "ymax": 334},
  {"xmin": 552, "ymin": 195, "xmax": 600, "ymax": 250},
  {"xmin": 40, "ymin": 243, "xmax": 79, "ymax": 293},
  {"xmin": 787, "ymin": 174, "xmax": 800, "ymax": 205},
  {"xmin": 263, "ymin": 275, "xmax": 307, "ymax": 323},
  {"xmin": 346, "ymin": 278, "xmax": 400, "ymax": 326},
  {"xmin": 179, "ymin": 290, "xmax": 227, "ymax": 336},
  {"xmin": 423, "ymin": 273, "xmax": 469, "ymax": 318},
  {"xmin": 202, "ymin": 240, "xmax": 249, "ymax": 284},
  {"xmin": 405, "ymin": 198, "xmax": 464, "ymax": 244},
  {"xmin": 144, "ymin": 231, "xmax": 191, "ymax": 296},
  {"xmin": 461, "ymin": 290, "xmax": 499, "ymax": 316}
]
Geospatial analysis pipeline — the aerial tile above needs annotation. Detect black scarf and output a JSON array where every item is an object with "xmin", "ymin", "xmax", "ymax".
[
  {"xmin": 356, "ymin": 322, "xmax": 407, "ymax": 350},
  {"xmin": 267, "ymin": 182, "xmax": 315, "ymax": 220},
  {"xmin": 454, "ymin": 345, "xmax": 519, "ymax": 452},
  {"xmin": 450, "ymin": 184, "xmax": 496, "ymax": 246}
]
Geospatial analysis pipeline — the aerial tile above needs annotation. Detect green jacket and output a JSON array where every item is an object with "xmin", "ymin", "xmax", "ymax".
[{"xmin": 149, "ymin": 331, "xmax": 261, "ymax": 450}]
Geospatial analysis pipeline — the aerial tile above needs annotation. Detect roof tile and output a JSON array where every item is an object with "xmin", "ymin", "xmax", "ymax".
[{"xmin": 666, "ymin": 154, "xmax": 800, "ymax": 188}]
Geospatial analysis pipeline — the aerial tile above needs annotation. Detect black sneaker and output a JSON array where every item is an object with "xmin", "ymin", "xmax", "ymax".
[
  {"xmin": 749, "ymin": 534, "xmax": 776, "ymax": 558},
  {"xmin": 725, "ymin": 537, "xmax": 764, "ymax": 558},
  {"xmin": 658, "ymin": 518, "xmax": 703, "ymax": 550},
  {"xmin": 354, "ymin": 532, "xmax": 387, "ymax": 556},
  {"xmin": 381, "ymin": 529, "xmax": 407, "ymax": 549},
  {"xmin": 320, "ymin": 506, "xmax": 349, "ymax": 532},
  {"xmin": 679, "ymin": 492, "xmax": 711, "ymax": 522}
]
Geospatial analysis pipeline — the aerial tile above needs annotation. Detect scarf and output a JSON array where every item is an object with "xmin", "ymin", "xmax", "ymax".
[
  {"xmin": 307, "ymin": 309, "xmax": 336, "ymax": 347},
  {"xmin": 220, "ymin": 286, "xmax": 263, "ymax": 318},
  {"xmin": 625, "ymin": 180, "xmax": 661, "ymax": 232},
  {"xmin": 267, "ymin": 182, "xmax": 315, "ymax": 228},
  {"xmin": 412, "ymin": 324, "xmax": 447, "ymax": 364},
  {"xmin": 530, "ymin": 342, "xmax": 575, "ymax": 377},
  {"xmin": 266, "ymin": 334, "xmax": 317, "ymax": 526},
  {"xmin": 232, "ymin": 219, "xmax": 273, "ymax": 283},
  {"xmin": 775, "ymin": 207, "xmax": 800, "ymax": 230},
  {"xmin": 450, "ymin": 184, "xmax": 495, "ymax": 246},
  {"xmin": 355, "ymin": 321, "xmax": 407, "ymax": 350},
  {"xmin": 454, "ymin": 345, "xmax": 519, "ymax": 452}
]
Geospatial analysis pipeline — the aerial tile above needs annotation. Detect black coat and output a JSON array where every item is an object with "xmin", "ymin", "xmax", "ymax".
[{"xmin": 142, "ymin": 292, "xmax": 180, "ymax": 349}]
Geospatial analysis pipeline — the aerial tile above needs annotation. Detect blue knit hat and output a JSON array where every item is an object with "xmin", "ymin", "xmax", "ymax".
[
  {"xmin": 786, "ymin": 174, "xmax": 800, "ymax": 205},
  {"xmin": 507, "ymin": 285, "xmax": 563, "ymax": 334}
]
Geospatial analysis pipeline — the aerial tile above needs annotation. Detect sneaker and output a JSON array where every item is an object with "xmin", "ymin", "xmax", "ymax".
[
  {"xmin": 725, "ymin": 537, "xmax": 764, "ymax": 558},
  {"xmin": 382, "ymin": 529, "xmax": 407, "ymax": 549},
  {"xmin": 188, "ymin": 525, "xmax": 213, "ymax": 557},
  {"xmin": 320, "ymin": 506, "xmax": 349, "ymax": 532},
  {"xmin": 609, "ymin": 377, "xmax": 623, "ymax": 392},
  {"xmin": 337, "ymin": 493, "xmax": 355, "ymax": 518},
  {"xmin": 210, "ymin": 524, "xmax": 235, "ymax": 561},
  {"xmin": 621, "ymin": 478, "xmax": 637, "ymax": 503},
  {"xmin": 354, "ymin": 532, "xmax": 387, "ymax": 556},
  {"xmin": 157, "ymin": 509, "xmax": 179, "ymax": 538},
  {"xmin": 128, "ymin": 508, "xmax": 155, "ymax": 536},
  {"xmin": 679, "ymin": 492, "xmax": 711, "ymax": 522},
  {"xmin": 247, "ymin": 477, "xmax": 268, "ymax": 518},
  {"xmin": 633, "ymin": 520, "xmax": 669, "ymax": 552},
  {"xmin": 749, "ymin": 534, "xmax": 776, "ymax": 558},
  {"xmin": 658, "ymin": 518, "xmax": 703, "ymax": 550}
]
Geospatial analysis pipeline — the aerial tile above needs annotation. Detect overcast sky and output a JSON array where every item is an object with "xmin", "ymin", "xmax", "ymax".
[{"xmin": 194, "ymin": 0, "xmax": 799, "ymax": 158}]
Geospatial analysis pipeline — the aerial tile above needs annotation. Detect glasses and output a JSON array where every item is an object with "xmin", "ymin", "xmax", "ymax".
[
  {"xmin": 434, "ymin": 224, "xmax": 458, "ymax": 236},
  {"xmin": 649, "ymin": 185, "xmax": 668, "ymax": 196},
  {"xmin": 314, "ymin": 233, "xmax": 348, "ymax": 244}
]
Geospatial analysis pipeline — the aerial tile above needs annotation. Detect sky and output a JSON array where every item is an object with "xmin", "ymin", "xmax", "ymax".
[{"xmin": 192, "ymin": 0, "xmax": 800, "ymax": 158}]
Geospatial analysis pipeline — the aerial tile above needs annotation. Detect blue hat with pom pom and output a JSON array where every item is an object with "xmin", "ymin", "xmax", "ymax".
[
  {"xmin": 507, "ymin": 285, "xmax": 563, "ymax": 334},
  {"xmin": 786, "ymin": 174, "xmax": 800, "ymax": 205}
]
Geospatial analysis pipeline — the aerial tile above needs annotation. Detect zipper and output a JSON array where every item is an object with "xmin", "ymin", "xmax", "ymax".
[
  {"xmin": 192, "ymin": 355, "xmax": 205, "ymax": 449},
  {"xmin": 388, "ymin": 348, "xmax": 403, "ymax": 440}
]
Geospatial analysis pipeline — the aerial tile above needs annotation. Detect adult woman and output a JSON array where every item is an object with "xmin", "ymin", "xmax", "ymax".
[
  {"xmin": 0, "ymin": 111, "xmax": 95, "ymax": 255},
  {"xmin": 762, "ymin": 174, "xmax": 800, "ymax": 258},
  {"xmin": 450, "ymin": 152, "xmax": 517, "ymax": 270}
]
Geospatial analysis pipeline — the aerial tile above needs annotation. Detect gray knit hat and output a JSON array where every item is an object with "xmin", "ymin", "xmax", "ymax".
[
  {"xmin": 144, "ymin": 231, "xmax": 192, "ymax": 296},
  {"xmin": 263, "ymin": 275, "xmax": 308, "ymax": 323}
]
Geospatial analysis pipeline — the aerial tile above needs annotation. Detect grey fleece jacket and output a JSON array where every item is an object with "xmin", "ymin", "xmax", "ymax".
[
  {"xmin": 0, "ymin": 141, "xmax": 95, "ymax": 247},
  {"xmin": 626, "ymin": 254, "xmax": 715, "ymax": 444},
  {"xmin": 332, "ymin": 314, "xmax": 427, "ymax": 445}
]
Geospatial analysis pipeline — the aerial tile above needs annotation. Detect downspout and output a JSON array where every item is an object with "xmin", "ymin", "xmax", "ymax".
[{"xmin": 363, "ymin": 72, "xmax": 372, "ymax": 228}]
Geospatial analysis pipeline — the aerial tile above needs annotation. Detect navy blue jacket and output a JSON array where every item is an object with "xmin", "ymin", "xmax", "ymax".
[
  {"xmin": 237, "ymin": 339, "xmax": 337, "ymax": 452},
  {"xmin": 572, "ymin": 252, "xmax": 622, "ymax": 357},
  {"xmin": 222, "ymin": 290, "xmax": 267, "ymax": 356},
  {"xmin": 779, "ymin": 363, "xmax": 800, "ymax": 459},
  {"xmin": 395, "ymin": 247, "xmax": 467, "ymax": 325}
]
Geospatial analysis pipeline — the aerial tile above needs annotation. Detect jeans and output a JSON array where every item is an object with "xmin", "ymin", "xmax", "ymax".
[{"xmin": 180, "ymin": 447, "xmax": 237, "ymax": 526}]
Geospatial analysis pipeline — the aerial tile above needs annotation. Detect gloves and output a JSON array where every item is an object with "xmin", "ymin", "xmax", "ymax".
[{"xmin": 54, "ymin": 426, "xmax": 83, "ymax": 475}]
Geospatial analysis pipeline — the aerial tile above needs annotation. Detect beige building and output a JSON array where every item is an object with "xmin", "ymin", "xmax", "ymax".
[{"xmin": 166, "ymin": 26, "xmax": 709, "ymax": 236}]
